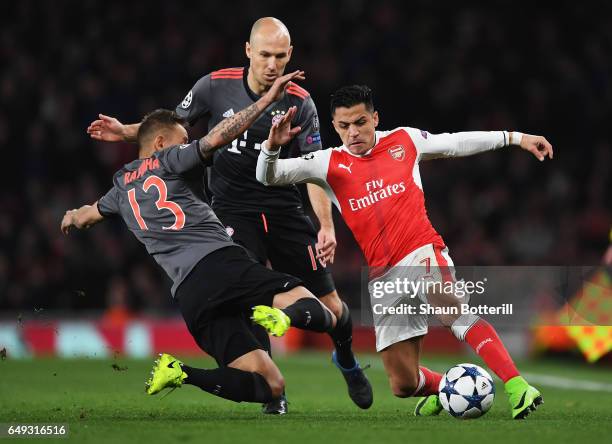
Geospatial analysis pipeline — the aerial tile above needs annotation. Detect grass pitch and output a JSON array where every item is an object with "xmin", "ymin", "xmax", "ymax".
[{"xmin": 1, "ymin": 353, "xmax": 611, "ymax": 443}]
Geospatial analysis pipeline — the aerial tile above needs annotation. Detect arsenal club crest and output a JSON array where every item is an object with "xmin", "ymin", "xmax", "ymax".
[{"xmin": 388, "ymin": 145, "xmax": 405, "ymax": 161}]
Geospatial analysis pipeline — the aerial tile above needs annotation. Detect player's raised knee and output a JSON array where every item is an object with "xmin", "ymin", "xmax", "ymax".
[{"xmin": 273, "ymin": 287, "xmax": 337, "ymax": 332}]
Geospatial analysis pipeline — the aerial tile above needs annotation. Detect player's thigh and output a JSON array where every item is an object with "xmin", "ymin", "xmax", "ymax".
[
  {"xmin": 214, "ymin": 210, "xmax": 267, "ymax": 264},
  {"xmin": 175, "ymin": 247, "xmax": 294, "ymax": 363},
  {"xmin": 266, "ymin": 213, "xmax": 336, "ymax": 298},
  {"xmin": 369, "ymin": 258, "xmax": 429, "ymax": 352},
  {"xmin": 380, "ymin": 335, "xmax": 425, "ymax": 397},
  {"xmin": 217, "ymin": 252, "xmax": 304, "ymax": 313},
  {"xmin": 271, "ymin": 285, "xmax": 316, "ymax": 308},
  {"xmin": 227, "ymin": 349, "xmax": 285, "ymax": 397},
  {"xmin": 187, "ymin": 245, "xmax": 302, "ymax": 314},
  {"xmin": 193, "ymin": 312, "xmax": 266, "ymax": 368}
]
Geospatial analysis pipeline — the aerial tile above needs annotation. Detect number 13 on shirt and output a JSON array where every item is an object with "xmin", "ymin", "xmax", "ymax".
[{"xmin": 127, "ymin": 175, "xmax": 185, "ymax": 231}]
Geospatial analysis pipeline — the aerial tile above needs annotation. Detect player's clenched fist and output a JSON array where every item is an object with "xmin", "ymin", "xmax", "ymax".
[
  {"xmin": 316, "ymin": 226, "xmax": 337, "ymax": 265},
  {"xmin": 60, "ymin": 205, "xmax": 103, "ymax": 234},
  {"xmin": 60, "ymin": 210, "xmax": 76, "ymax": 234}
]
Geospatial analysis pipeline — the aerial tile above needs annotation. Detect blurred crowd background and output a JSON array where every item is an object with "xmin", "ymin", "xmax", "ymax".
[{"xmin": 1, "ymin": 0, "xmax": 610, "ymax": 315}]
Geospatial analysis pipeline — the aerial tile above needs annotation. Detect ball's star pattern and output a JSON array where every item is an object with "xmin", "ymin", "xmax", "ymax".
[
  {"xmin": 440, "ymin": 379, "xmax": 462, "ymax": 417},
  {"xmin": 441, "ymin": 366, "xmax": 494, "ymax": 417},
  {"xmin": 461, "ymin": 394, "xmax": 484, "ymax": 412},
  {"xmin": 460, "ymin": 365, "xmax": 482, "ymax": 383}
]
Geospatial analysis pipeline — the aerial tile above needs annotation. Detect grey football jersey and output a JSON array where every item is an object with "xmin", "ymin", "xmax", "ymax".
[
  {"xmin": 175, "ymin": 67, "xmax": 322, "ymax": 214},
  {"xmin": 97, "ymin": 141, "xmax": 235, "ymax": 296}
]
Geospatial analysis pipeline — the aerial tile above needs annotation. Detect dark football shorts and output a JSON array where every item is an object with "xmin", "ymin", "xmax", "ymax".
[
  {"xmin": 176, "ymin": 246, "xmax": 302, "ymax": 366},
  {"xmin": 214, "ymin": 209, "xmax": 336, "ymax": 298}
]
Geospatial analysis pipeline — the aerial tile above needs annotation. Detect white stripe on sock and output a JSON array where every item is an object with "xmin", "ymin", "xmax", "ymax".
[{"xmin": 412, "ymin": 369, "xmax": 426, "ymax": 396}]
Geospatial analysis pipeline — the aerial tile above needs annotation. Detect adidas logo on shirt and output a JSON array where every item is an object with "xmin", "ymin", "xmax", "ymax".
[{"xmin": 223, "ymin": 108, "xmax": 235, "ymax": 118}]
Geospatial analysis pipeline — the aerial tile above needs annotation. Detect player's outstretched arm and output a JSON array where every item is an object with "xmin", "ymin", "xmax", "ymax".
[
  {"xmin": 61, "ymin": 203, "xmax": 104, "ymax": 234},
  {"xmin": 87, "ymin": 115, "xmax": 140, "ymax": 143},
  {"xmin": 197, "ymin": 70, "xmax": 305, "ymax": 161},
  {"xmin": 413, "ymin": 129, "xmax": 553, "ymax": 162}
]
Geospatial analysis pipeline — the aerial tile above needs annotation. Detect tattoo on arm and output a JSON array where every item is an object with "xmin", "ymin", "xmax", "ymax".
[
  {"xmin": 198, "ymin": 101, "xmax": 264, "ymax": 160},
  {"xmin": 198, "ymin": 135, "xmax": 214, "ymax": 160}
]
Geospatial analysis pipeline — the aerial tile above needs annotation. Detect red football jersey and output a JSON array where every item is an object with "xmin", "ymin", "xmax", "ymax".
[
  {"xmin": 325, "ymin": 129, "xmax": 444, "ymax": 267},
  {"xmin": 257, "ymin": 127, "xmax": 507, "ymax": 267}
]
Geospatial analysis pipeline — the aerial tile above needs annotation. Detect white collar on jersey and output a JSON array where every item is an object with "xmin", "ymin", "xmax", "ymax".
[{"xmin": 338, "ymin": 131, "xmax": 381, "ymax": 158}]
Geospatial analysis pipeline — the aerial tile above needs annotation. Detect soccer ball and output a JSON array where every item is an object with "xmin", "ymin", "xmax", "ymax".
[{"xmin": 438, "ymin": 363, "xmax": 495, "ymax": 419}]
